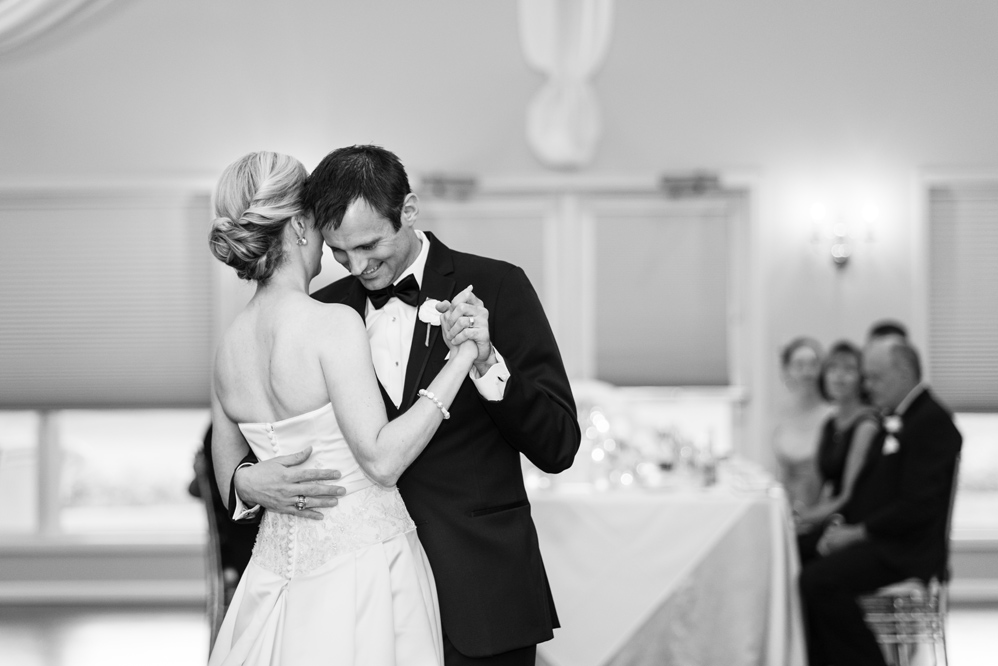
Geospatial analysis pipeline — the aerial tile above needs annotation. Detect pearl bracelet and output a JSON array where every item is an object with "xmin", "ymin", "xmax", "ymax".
[{"xmin": 417, "ymin": 389, "xmax": 451, "ymax": 420}]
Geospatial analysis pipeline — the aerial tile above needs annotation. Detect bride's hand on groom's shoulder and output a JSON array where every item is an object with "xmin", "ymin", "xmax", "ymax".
[{"xmin": 234, "ymin": 446, "xmax": 346, "ymax": 521}]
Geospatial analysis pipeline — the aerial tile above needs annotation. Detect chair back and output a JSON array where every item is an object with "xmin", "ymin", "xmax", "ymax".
[
  {"xmin": 194, "ymin": 448, "xmax": 226, "ymax": 653},
  {"xmin": 859, "ymin": 452, "xmax": 961, "ymax": 665},
  {"xmin": 939, "ymin": 453, "xmax": 961, "ymax": 583}
]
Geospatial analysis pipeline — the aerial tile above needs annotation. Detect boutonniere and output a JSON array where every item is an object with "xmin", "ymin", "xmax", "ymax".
[
  {"xmin": 417, "ymin": 298, "xmax": 442, "ymax": 346},
  {"xmin": 882, "ymin": 415, "xmax": 902, "ymax": 455}
]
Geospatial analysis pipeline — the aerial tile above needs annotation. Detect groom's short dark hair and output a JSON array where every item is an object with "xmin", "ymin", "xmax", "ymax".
[{"xmin": 303, "ymin": 145, "xmax": 411, "ymax": 232}]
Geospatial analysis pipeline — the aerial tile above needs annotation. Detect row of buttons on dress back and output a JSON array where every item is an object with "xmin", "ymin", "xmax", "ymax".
[
  {"xmin": 266, "ymin": 423, "xmax": 278, "ymax": 453},
  {"xmin": 267, "ymin": 423, "xmax": 299, "ymax": 578}
]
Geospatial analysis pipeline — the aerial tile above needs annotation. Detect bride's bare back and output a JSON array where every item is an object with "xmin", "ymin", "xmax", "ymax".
[{"xmin": 213, "ymin": 290, "xmax": 357, "ymax": 425}]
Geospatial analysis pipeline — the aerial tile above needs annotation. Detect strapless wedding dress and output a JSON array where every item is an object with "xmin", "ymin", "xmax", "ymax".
[{"xmin": 208, "ymin": 403, "xmax": 442, "ymax": 666}]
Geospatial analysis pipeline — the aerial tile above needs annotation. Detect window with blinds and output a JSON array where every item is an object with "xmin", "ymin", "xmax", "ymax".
[
  {"xmin": 590, "ymin": 194, "xmax": 736, "ymax": 386},
  {"xmin": 0, "ymin": 190, "xmax": 213, "ymax": 408},
  {"xmin": 417, "ymin": 197, "xmax": 549, "ymax": 299},
  {"xmin": 416, "ymin": 189, "xmax": 742, "ymax": 387},
  {"xmin": 928, "ymin": 183, "xmax": 998, "ymax": 412}
]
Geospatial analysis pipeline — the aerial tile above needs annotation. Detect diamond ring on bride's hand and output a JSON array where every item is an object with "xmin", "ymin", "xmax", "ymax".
[{"xmin": 294, "ymin": 495, "xmax": 307, "ymax": 511}]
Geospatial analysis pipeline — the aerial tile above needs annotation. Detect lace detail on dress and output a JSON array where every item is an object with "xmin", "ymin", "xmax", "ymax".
[{"xmin": 251, "ymin": 484, "xmax": 416, "ymax": 578}]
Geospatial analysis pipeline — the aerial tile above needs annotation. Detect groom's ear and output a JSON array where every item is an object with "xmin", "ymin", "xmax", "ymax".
[{"xmin": 400, "ymin": 193, "xmax": 419, "ymax": 229}]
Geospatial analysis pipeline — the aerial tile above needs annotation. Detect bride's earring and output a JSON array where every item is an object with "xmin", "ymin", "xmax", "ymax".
[{"xmin": 296, "ymin": 236, "xmax": 307, "ymax": 246}]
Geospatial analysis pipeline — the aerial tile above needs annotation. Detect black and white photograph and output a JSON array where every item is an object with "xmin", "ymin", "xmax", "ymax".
[{"xmin": 1, "ymin": 2, "xmax": 996, "ymax": 665}]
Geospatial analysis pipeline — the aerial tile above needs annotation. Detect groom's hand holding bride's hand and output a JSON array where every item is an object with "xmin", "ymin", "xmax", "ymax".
[
  {"xmin": 234, "ymin": 446, "xmax": 345, "ymax": 521},
  {"xmin": 436, "ymin": 286, "xmax": 497, "ymax": 375}
]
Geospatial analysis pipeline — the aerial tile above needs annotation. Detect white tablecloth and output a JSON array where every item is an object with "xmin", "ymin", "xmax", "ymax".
[{"xmin": 531, "ymin": 481, "xmax": 806, "ymax": 666}]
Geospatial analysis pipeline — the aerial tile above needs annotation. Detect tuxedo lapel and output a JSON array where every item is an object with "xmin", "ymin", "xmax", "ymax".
[
  {"xmin": 401, "ymin": 233, "xmax": 456, "ymax": 409},
  {"xmin": 900, "ymin": 389, "xmax": 931, "ymax": 424}
]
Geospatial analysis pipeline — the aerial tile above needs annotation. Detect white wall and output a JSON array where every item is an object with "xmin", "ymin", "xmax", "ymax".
[{"xmin": 3, "ymin": 0, "xmax": 997, "ymax": 465}]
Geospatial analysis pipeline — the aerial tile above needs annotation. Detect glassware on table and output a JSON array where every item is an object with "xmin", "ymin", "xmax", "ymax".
[
  {"xmin": 697, "ymin": 430, "xmax": 718, "ymax": 487},
  {"xmin": 720, "ymin": 456, "xmax": 776, "ymax": 494}
]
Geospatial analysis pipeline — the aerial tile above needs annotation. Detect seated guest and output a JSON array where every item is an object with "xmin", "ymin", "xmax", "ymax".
[
  {"xmin": 795, "ymin": 341, "xmax": 878, "ymax": 533},
  {"xmin": 773, "ymin": 337, "xmax": 832, "ymax": 512},
  {"xmin": 798, "ymin": 338, "xmax": 962, "ymax": 666}
]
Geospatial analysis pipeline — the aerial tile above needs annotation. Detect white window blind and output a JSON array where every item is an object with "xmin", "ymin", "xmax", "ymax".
[
  {"xmin": 418, "ymin": 197, "xmax": 549, "ymax": 300},
  {"xmin": 928, "ymin": 183, "xmax": 998, "ymax": 411},
  {"xmin": 591, "ymin": 194, "xmax": 735, "ymax": 386},
  {"xmin": 0, "ymin": 190, "xmax": 213, "ymax": 408},
  {"xmin": 416, "ymin": 189, "xmax": 741, "ymax": 387}
]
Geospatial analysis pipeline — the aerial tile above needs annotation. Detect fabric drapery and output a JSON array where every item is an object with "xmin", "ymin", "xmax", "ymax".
[
  {"xmin": 0, "ymin": 0, "xmax": 117, "ymax": 55},
  {"xmin": 518, "ymin": 0, "xmax": 614, "ymax": 169}
]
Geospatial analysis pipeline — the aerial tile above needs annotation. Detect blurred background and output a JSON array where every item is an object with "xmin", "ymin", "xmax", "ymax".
[{"xmin": 0, "ymin": 1, "xmax": 996, "ymax": 662}]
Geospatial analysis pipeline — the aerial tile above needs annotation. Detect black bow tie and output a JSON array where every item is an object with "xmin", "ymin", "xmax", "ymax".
[{"xmin": 368, "ymin": 274, "xmax": 419, "ymax": 309}]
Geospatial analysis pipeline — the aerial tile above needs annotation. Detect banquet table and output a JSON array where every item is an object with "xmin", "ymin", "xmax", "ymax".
[{"xmin": 530, "ymin": 474, "xmax": 807, "ymax": 666}]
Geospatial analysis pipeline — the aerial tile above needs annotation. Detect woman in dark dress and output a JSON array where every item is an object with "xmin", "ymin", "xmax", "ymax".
[{"xmin": 795, "ymin": 341, "xmax": 879, "ymax": 533}]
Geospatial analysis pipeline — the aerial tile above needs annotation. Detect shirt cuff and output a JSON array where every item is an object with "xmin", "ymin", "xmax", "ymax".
[
  {"xmin": 470, "ymin": 347, "xmax": 510, "ymax": 401},
  {"xmin": 232, "ymin": 461, "xmax": 262, "ymax": 521}
]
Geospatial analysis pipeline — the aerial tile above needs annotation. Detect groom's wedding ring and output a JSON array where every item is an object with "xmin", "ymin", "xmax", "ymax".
[
  {"xmin": 294, "ymin": 495, "xmax": 307, "ymax": 511},
  {"xmin": 468, "ymin": 316, "xmax": 475, "ymax": 328}
]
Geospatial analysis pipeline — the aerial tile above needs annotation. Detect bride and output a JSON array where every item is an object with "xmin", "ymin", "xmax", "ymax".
[{"xmin": 206, "ymin": 151, "xmax": 475, "ymax": 665}]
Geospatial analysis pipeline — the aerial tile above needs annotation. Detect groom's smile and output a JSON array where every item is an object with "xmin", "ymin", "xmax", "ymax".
[
  {"xmin": 322, "ymin": 195, "xmax": 422, "ymax": 293},
  {"xmin": 357, "ymin": 261, "xmax": 386, "ymax": 288}
]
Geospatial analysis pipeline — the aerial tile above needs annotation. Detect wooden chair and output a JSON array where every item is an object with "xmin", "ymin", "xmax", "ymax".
[
  {"xmin": 193, "ymin": 448, "xmax": 226, "ymax": 653},
  {"xmin": 859, "ymin": 456, "xmax": 960, "ymax": 666}
]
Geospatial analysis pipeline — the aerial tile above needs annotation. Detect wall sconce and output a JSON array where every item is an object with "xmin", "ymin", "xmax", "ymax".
[
  {"xmin": 418, "ymin": 174, "xmax": 478, "ymax": 201},
  {"xmin": 810, "ymin": 203, "xmax": 877, "ymax": 268},
  {"xmin": 659, "ymin": 172, "xmax": 722, "ymax": 198}
]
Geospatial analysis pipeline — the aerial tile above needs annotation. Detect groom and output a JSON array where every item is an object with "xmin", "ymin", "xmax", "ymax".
[{"xmin": 233, "ymin": 145, "xmax": 581, "ymax": 665}]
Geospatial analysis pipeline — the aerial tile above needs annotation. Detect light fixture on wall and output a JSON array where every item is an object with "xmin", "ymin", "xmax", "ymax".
[
  {"xmin": 659, "ymin": 172, "xmax": 722, "ymax": 198},
  {"xmin": 418, "ymin": 174, "xmax": 478, "ymax": 201},
  {"xmin": 809, "ymin": 202, "xmax": 878, "ymax": 268}
]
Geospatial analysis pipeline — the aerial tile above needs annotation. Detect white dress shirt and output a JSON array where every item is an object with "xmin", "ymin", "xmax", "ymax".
[{"xmin": 366, "ymin": 229, "xmax": 509, "ymax": 405}]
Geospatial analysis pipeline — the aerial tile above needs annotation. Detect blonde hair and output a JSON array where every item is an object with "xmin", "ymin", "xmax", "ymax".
[{"xmin": 209, "ymin": 151, "xmax": 308, "ymax": 282}]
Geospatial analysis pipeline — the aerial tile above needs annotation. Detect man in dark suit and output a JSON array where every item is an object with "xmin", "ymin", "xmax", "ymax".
[
  {"xmin": 798, "ymin": 338, "xmax": 962, "ymax": 666},
  {"xmin": 231, "ymin": 145, "xmax": 581, "ymax": 665}
]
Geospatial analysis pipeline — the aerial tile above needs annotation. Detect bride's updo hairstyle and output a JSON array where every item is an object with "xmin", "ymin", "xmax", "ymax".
[{"xmin": 209, "ymin": 151, "xmax": 308, "ymax": 283}]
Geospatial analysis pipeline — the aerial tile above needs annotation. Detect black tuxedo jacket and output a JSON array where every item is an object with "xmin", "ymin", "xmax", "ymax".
[
  {"xmin": 312, "ymin": 232, "xmax": 581, "ymax": 657},
  {"xmin": 841, "ymin": 388, "xmax": 962, "ymax": 582}
]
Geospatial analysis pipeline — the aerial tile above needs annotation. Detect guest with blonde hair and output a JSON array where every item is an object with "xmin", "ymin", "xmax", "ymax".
[{"xmin": 773, "ymin": 336, "xmax": 832, "ymax": 513}]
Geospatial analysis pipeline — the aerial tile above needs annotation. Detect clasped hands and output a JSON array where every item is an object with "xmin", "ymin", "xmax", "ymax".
[
  {"xmin": 816, "ymin": 518, "xmax": 868, "ymax": 556},
  {"xmin": 233, "ymin": 286, "xmax": 496, "ymax": 520},
  {"xmin": 435, "ymin": 285, "xmax": 496, "ymax": 376}
]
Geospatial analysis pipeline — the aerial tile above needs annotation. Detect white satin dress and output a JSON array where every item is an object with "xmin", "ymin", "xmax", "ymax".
[{"xmin": 208, "ymin": 403, "xmax": 443, "ymax": 666}]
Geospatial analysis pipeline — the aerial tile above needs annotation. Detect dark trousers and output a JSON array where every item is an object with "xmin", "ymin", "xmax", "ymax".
[
  {"xmin": 798, "ymin": 538, "xmax": 908, "ymax": 666},
  {"xmin": 443, "ymin": 633, "xmax": 536, "ymax": 666}
]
